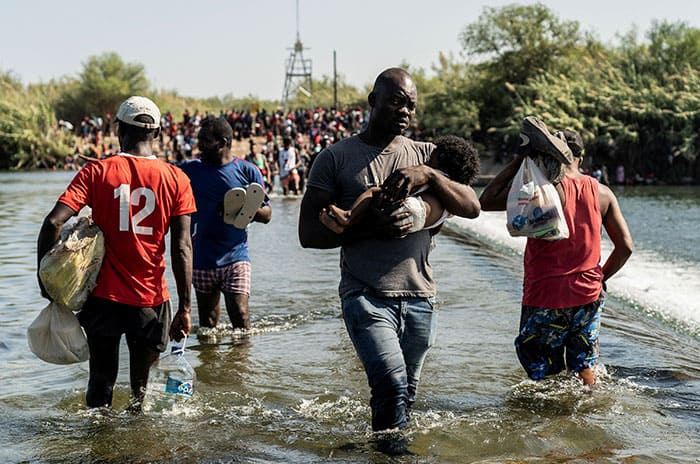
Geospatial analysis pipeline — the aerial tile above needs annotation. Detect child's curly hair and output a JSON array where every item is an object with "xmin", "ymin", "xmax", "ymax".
[{"xmin": 432, "ymin": 135, "xmax": 480, "ymax": 185}]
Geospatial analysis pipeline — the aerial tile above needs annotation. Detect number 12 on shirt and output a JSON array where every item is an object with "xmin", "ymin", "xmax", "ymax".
[{"xmin": 114, "ymin": 184, "xmax": 155, "ymax": 235}]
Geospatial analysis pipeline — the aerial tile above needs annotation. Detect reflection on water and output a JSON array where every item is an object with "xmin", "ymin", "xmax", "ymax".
[{"xmin": 0, "ymin": 172, "xmax": 699, "ymax": 463}]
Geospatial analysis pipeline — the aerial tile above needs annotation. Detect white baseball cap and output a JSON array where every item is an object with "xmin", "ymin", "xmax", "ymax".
[{"xmin": 116, "ymin": 96, "xmax": 161, "ymax": 129}]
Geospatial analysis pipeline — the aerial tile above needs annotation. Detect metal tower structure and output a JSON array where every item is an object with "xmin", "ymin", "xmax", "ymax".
[{"xmin": 281, "ymin": 0, "xmax": 312, "ymax": 112}]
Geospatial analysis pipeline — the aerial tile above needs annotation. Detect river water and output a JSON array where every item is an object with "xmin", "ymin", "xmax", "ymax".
[{"xmin": 1, "ymin": 171, "xmax": 698, "ymax": 463}]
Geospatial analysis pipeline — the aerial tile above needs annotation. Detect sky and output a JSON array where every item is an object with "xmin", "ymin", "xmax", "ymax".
[{"xmin": 2, "ymin": 0, "xmax": 699, "ymax": 102}]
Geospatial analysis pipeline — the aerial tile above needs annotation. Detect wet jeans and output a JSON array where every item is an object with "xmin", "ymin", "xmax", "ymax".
[{"xmin": 341, "ymin": 291, "xmax": 438, "ymax": 431}]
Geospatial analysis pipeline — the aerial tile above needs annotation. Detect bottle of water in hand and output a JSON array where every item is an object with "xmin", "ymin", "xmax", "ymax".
[{"xmin": 143, "ymin": 336, "xmax": 195, "ymax": 413}]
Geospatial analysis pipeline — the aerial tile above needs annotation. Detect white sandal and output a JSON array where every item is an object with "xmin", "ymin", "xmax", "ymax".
[
  {"xmin": 233, "ymin": 183, "xmax": 265, "ymax": 229},
  {"xmin": 223, "ymin": 187, "xmax": 246, "ymax": 225}
]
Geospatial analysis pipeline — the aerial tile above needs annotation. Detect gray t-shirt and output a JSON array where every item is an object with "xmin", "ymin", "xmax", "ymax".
[{"xmin": 306, "ymin": 134, "xmax": 436, "ymax": 298}]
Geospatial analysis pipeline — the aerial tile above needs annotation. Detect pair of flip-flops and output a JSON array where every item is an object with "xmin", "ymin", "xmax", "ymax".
[{"xmin": 223, "ymin": 183, "xmax": 265, "ymax": 229}]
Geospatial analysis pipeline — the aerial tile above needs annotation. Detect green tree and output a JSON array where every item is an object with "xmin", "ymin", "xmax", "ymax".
[
  {"xmin": 153, "ymin": 89, "xmax": 278, "ymax": 119},
  {"xmin": 410, "ymin": 53, "xmax": 480, "ymax": 139},
  {"xmin": 646, "ymin": 21, "xmax": 700, "ymax": 80},
  {"xmin": 0, "ymin": 71, "xmax": 75, "ymax": 169},
  {"xmin": 505, "ymin": 41, "xmax": 700, "ymax": 181},
  {"xmin": 460, "ymin": 3, "xmax": 583, "ymax": 129},
  {"xmin": 57, "ymin": 52, "xmax": 149, "ymax": 123},
  {"xmin": 460, "ymin": 2, "xmax": 581, "ymax": 84}
]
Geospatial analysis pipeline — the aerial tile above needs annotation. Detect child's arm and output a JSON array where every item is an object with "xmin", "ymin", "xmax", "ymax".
[
  {"xmin": 345, "ymin": 187, "xmax": 380, "ymax": 225},
  {"xmin": 320, "ymin": 204, "xmax": 350, "ymax": 233},
  {"xmin": 319, "ymin": 187, "xmax": 381, "ymax": 234}
]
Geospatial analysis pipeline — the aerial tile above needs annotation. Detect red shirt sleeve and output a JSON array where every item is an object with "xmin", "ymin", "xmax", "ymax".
[
  {"xmin": 57, "ymin": 162, "xmax": 96, "ymax": 212},
  {"xmin": 171, "ymin": 166, "xmax": 197, "ymax": 216}
]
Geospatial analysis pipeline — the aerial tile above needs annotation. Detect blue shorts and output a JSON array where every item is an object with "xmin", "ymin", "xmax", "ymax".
[{"xmin": 515, "ymin": 296, "xmax": 604, "ymax": 380}]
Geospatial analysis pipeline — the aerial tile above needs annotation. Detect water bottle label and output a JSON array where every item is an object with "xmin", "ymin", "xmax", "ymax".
[{"xmin": 164, "ymin": 376, "xmax": 194, "ymax": 397}]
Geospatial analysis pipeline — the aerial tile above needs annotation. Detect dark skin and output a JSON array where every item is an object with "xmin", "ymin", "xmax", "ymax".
[
  {"xmin": 248, "ymin": 142, "xmax": 272, "ymax": 187},
  {"xmin": 319, "ymin": 150, "xmax": 447, "ymax": 234},
  {"xmin": 280, "ymin": 140, "xmax": 301, "ymax": 195},
  {"xmin": 479, "ymin": 153, "xmax": 634, "ymax": 385},
  {"xmin": 299, "ymin": 69, "xmax": 480, "ymax": 437},
  {"xmin": 196, "ymin": 130, "xmax": 272, "ymax": 330},
  {"xmin": 36, "ymin": 121, "xmax": 194, "ymax": 405},
  {"xmin": 299, "ymin": 68, "xmax": 480, "ymax": 249}
]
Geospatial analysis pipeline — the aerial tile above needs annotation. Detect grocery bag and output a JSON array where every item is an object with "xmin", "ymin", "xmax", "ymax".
[
  {"xmin": 27, "ymin": 301, "xmax": 89, "ymax": 364},
  {"xmin": 506, "ymin": 156, "xmax": 569, "ymax": 240},
  {"xmin": 39, "ymin": 215, "xmax": 104, "ymax": 310}
]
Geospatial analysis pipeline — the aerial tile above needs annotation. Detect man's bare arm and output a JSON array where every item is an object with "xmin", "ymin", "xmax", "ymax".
[
  {"xmin": 599, "ymin": 185, "xmax": 634, "ymax": 283},
  {"xmin": 299, "ymin": 186, "xmax": 412, "ymax": 247},
  {"xmin": 382, "ymin": 165, "xmax": 480, "ymax": 218},
  {"xmin": 299, "ymin": 186, "xmax": 344, "ymax": 249},
  {"xmin": 254, "ymin": 204, "xmax": 272, "ymax": 224},
  {"xmin": 169, "ymin": 214, "xmax": 193, "ymax": 340},
  {"xmin": 479, "ymin": 155, "xmax": 525, "ymax": 211},
  {"xmin": 37, "ymin": 202, "xmax": 77, "ymax": 298},
  {"xmin": 427, "ymin": 169, "xmax": 480, "ymax": 218}
]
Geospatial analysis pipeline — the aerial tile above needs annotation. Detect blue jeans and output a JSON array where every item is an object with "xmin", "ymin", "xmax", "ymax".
[{"xmin": 341, "ymin": 290, "xmax": 438, "ymax": 431}]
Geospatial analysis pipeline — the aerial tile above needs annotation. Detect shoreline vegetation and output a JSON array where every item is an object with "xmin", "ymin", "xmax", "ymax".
[{"xmin": 2, "ymin": 4, "xmax": 699, "ymax": 184}]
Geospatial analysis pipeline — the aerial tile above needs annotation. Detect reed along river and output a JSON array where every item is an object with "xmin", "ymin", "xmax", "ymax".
[{"xmin": 1, "ymin": 171, "xmax": 698, "ymax": 463}]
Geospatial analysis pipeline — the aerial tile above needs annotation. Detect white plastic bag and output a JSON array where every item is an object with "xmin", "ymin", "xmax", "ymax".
[
  {"xmin": 27, "ymin": 301, "xmax": 89, "ymax": 364},
  {"xmin": 506, "ymin": 156, "xmax": 569, "ymax": 240},
  {"xmin": 39, "ymin": 214, "xmax": 104, "ymax": 310}
]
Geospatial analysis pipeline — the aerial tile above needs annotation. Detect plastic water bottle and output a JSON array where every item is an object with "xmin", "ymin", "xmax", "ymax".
[{"xmin": 142, "ymin": 337, "xmax": 195, "ymax": 413}]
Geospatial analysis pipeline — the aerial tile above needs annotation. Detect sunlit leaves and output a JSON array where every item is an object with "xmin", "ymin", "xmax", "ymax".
[{"xmin": 0, "ymin": 72, "xmax": 75, "ymax": 169}]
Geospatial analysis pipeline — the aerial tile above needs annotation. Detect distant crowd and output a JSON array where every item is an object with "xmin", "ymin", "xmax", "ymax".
[
  {"xmin": 57, "ymin": 106, "xmax": 649, "ymax": 188},
  {"xmin": 59, "ymin": 106, "xmax": 370, "ymax": 194}
]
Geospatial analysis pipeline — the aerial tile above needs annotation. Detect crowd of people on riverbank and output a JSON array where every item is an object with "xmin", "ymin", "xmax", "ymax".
[
  {"xmin": 60, "ymin": 104, "xmax": 667, "ymax": 189},
  {"xmin": 61, "ymin": 105, "xmax": 370, "ymax": 194}
]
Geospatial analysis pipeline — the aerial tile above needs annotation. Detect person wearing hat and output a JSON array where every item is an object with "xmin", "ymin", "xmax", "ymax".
[
  {"xmin": 479, "ymin": 122, "xmax": 634, "ymax": 386},
  {"xmin": 519, "ymin": 115, "xmax": 574, "ymax": 183},
  {"xmin": 37, "ymin": 96, "xmax": 197, "ymax": 409}
]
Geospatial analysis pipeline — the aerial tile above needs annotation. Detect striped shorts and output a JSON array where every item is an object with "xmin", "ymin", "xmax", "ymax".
[{"xmin": 193, "ymin": 261, "xmax": 251, "ymax": 295}]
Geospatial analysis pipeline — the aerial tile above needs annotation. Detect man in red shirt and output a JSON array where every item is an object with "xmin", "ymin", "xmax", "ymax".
[
  {"xmin": 37, "ymin": 96, "xmax": 196, "ymax": 409},
  {"xmin": 480, "ymin": 124, "xmax": 634, "ymax": 386}
]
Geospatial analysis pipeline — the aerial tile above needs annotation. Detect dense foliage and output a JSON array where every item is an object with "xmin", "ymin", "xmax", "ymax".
[
  {"xmin": 2, "ymin": 4, "xmax": 700, "ymax": 181},
  {"xmin": 55, "ymin": 53, "xmax": 149, "ymax": 124},
  {"xmin": 0, "ymin": 72, "xmax": 74, "ymax": 169},
  {"xmin": 413, "ymin": 3, "xmax": 700, "ymax": 182}
]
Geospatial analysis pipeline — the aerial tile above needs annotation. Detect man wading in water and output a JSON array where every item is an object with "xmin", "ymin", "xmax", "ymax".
[
  {"xmin": 480, "ymin": 124, "xmax": 634, "ymax": 386},
  {"xmin": 37, "ymin": 96, "xmax": 196, "ymax": 410},
  {"xmin": 298, "ymin": 67, "xmax": 480, "ymax": 454}
]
